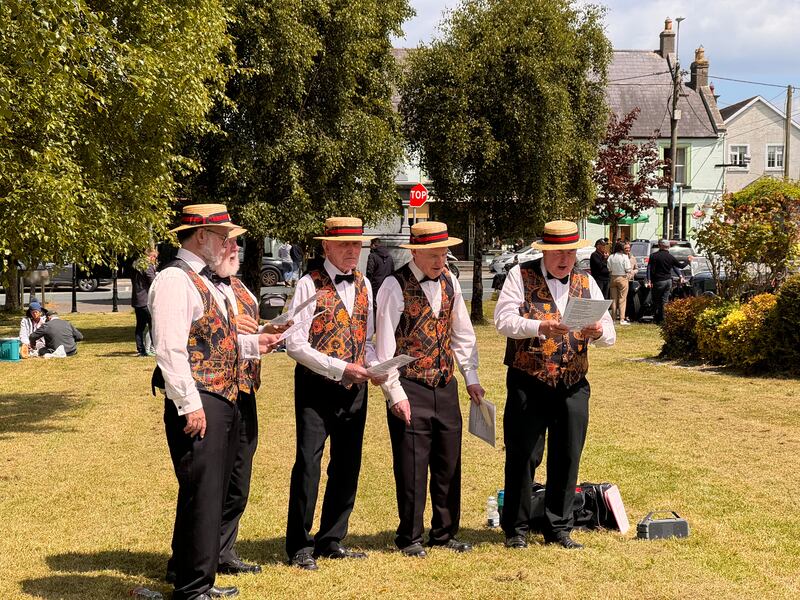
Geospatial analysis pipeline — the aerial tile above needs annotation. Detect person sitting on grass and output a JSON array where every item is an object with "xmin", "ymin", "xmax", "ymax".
[
  {"xmin": 19, "ymin": 300, "xmax": 48, "ymax": 356},
  {"xmin": 28, "ymin": 312, "xmax": 83, "ymax": 357}
]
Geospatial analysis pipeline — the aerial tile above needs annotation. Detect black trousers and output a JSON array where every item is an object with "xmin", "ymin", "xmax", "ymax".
[
  {"xmin": 285, "ymin": 366, "xmax": 367, "ymax": 558},
  {"xmin": 134, "ymin": 305, "xmax": 151, "ymax": 354},
  {"xmin": 165, "ymin": 393, "xmax": 239, "ymax": 600},
  {"xmin": 501, "ymin": 368, "xmax": 590, "ymax": 540},
  {"xmin": 387, "ymin": 377, "xmax": 462, "ymax": 549},
  {"xmin": 596, "ymin": 278, "xmax": 611, "ymax": 300}
]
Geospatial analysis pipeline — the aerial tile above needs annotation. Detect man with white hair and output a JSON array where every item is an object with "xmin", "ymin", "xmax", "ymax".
[{"xmin": 150, "ymin": 203, "xmax": 280, "ymax": 600}]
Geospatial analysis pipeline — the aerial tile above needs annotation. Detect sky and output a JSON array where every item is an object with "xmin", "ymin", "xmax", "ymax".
[{"xmin": 395, "ymin": 0, "xmax": 800, "ymax": 116}]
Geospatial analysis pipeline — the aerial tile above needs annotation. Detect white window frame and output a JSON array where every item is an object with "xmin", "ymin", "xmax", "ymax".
[
  {"xmin": 766, "ymin": 144, "xmax": 785, "ymax": 170},
  {"xmin": 728, "ymin": 144, "xmax": 749, "ymax": 171}
]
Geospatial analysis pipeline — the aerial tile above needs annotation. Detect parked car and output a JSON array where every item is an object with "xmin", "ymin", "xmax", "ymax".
[
  {"xmin": 490, "ymin": 246, "xmax": 542, "ymax": 274},
  {"xmin": 16, "ymin": 262, "xmax": 110, "ymax": 292},
  {"xmin": 260, "ymin": 256, "xmax": 285, "ymax": 287}
]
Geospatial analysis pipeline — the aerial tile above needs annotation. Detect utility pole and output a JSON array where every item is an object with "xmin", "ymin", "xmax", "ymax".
[
  {"xmin": 785, "ymin": 85, "xmax": 793, "ymax": 180},
  {"xmin": 667, "ymin": 17, "xmax": 684, "ymax": 240}
]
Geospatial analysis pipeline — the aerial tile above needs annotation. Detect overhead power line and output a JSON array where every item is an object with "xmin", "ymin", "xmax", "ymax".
[{"xmin": 709, "ymin": 74, "xmax": 797, "ymax": 90}]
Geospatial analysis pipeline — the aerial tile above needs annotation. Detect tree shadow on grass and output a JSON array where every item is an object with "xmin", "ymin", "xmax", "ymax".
[
  {"xmin": 47, "ymin": 549, "xmax": 168, "ymax": 579},
  {"xmin": 76, "ymin": 323, "xmax": 133, "ymax": 344},
  {"xmin": 0, "ymin": 392, "xmax": 81, "ymax": 439},
  {"xmin": 22, "ymin": 573, "xmax": 167, "ymax": 600}
]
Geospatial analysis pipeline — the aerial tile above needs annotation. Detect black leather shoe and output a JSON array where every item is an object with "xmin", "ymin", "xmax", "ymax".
[
  {"xmin": 195, "ymin": 595, "xmax": 212, "ymax": 600},
  {"xmin": 430, "ymin": 538, "xmax": 473, "ymax": 553},
  {"xmin": 165, "ymin": 570, "xmax": 176, "ymax": 584},
  {"xmin": 546, "ymin": 534, "xmax": 584, "ymax": 550},
  {"xmin": 218, "ymin": 558, "xmax": 262, "ymax": 575},
  {"xmin": 314, "ymin": 545, "xmax": 367, "ymax": 560},
  {"xmin": 399, "ymin": 542, "xmax": 427, "ymax": 558},
  {"xmin": 289, "ymin": 550, "xmax": 318, "ymax": 570},
  {"xmin": 505, "ymin": 535, "xmax": 528, "ymax": 549},
  {"xmin": 208, "ymin": 586, "xmax": 239, "ymax": 598}
]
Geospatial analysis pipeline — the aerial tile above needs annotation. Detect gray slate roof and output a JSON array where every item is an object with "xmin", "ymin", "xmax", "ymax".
[
  {"xmin": 606, "ymin": 50, "xmax": 721, "ymax": 139},
  {"xmin": 719, "ymin": 96, "xmax": 757, "ymax": 121}
]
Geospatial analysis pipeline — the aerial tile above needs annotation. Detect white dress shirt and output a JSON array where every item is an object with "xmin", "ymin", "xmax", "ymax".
[
  {"xmin": 285, "ymin": 258, "xmax": 378, "ymax": 381},
  {"xmin": 375, "ymin": 260, "xmax": 480, "ymax": 407},
  {"xmin": 148, "ymin": 248, "xmax": 260, "ymax": 415},
  {"xmin": 494, "ymin": 260, "xmax": 616, "ymax": 347}
]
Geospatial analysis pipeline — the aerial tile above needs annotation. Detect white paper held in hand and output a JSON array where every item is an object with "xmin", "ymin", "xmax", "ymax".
[
  {"xmin": 270, "ymin": 293, "xmax": 319, "ymax": 326},
  {"xmin": 365, "ymin": 354, "xmax": 418, "ymax": 378},
  {"xmin": 278, "ymin": 309, "xmax": 327, "ymax": 341},
  {"xmin": 560, "ymin": 296, "xmax": 612, "ymax": 330},
  {"xmin": 468, "ymin": 398, "xmax": 496, "ymax": 447}
]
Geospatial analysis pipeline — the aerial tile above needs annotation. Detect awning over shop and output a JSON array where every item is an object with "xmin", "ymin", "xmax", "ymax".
[{"xmin": 588, "ymin": 214, "xmax": 650, "ymax": 225}]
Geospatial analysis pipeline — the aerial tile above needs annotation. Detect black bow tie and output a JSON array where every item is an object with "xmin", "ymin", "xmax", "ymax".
[
  {"xmin": 200, "ymin": 266, "xmax": 231, "ymax": 286},
  {"xmin": 420, "ymin": 274, "xmax": 442, "ymax": 283},
  {"xmin": 335, "ymin": 273, "xmax": 355, "ymax": 284},
  {"xmin": 546, "ymin": 272, "xmax": 570, "ymax": 285}
]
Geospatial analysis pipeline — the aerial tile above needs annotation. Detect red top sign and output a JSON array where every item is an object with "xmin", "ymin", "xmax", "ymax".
[{"xmin": 409, "ymin": 183, "xmax": 429, "ymax": 208}]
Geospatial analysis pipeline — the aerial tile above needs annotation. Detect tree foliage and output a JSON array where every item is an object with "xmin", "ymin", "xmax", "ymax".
[
  {"xmin": 0, "ymin": 0, "xmax": 231, "ymax": 308},
  {"xmin": 399, "ymin": 0, "xmax": 611, "ymax": 321},
  {"xmin": 694, "ymin": 177, "xmax": 800, "ymax": 300},
  {"xmin": 591, "ymin": 108, "xmax": 666, "ymax": 243},
  {"xmin": 183, "ymin": 0, "xmax": 412, "ymax": 290}
]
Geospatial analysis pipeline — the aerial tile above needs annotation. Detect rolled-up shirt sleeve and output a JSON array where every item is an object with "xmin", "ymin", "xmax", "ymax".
[
  {"xmin": 494, "ymin": 265, "xmax": 540, "ymax": 339},
  {"xmin": 285, "ymin": 275, "xmax": 348, "ymax": 381},
  {"xmin": 375, "ymin": 277, "xmax": 408, "ymax": 407},
  {"xmin": 148, "ymin": 270, "xmax": 203, "ymax": 416}
]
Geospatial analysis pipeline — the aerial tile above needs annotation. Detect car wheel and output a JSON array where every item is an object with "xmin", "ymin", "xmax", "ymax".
[
  {"xmin": 631, "ymin": 292, "xmax": 642, "ymax": 321},
  {"xmin": 448, "ymin": 263, "xmax": 460, "ymax": 278},
  {"xmin": 78, "ymin": 278, "xmax": 99, "ymax": 292},
  {"xmin": 260, "ymin": 267, "xmax": 280, "ymax": 287}
]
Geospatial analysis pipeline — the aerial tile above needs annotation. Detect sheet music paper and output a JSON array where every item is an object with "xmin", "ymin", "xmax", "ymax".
[
  {"xmin": 277, "ymin": 309, "xmax": 326, "ymax": 341},
  {"xmin": 561, "ymin": 297, "xmax": 612, "ymax": 330},
  {"xmin": 365, "ymin": 354, "xmax": 418, "ymax": 377},
  {"xmin": 468, "ymin": 398, "xmax": 496, "ymax": 447},
  {"xmin": 270, "ymin": 293, "xmax": 319, "ymax": 326}
]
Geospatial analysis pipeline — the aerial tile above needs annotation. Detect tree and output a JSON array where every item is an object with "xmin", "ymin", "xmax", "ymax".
[
  {"xmin": 0, "ymin": 0, "xmax": 231, "ymax": 309},
  {"xmin": 399, "ymin": 0, "xmax": 610, "ymax": 322},
  {"xmin": 695, "ymin": 177, "xmax": 800, "ymax": 300},
  {"xmin": 182, "ymin": 0, "xmax": 413, "ymax": 293},
  {"xmin": 591, "ymin": 108, "xmax": 667, "ymax": 243}
]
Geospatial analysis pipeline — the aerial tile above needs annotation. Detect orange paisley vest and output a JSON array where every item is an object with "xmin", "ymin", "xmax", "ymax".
[{"xmin": 230, "ymin": 277, "xmax": 261, "ymax": 393}]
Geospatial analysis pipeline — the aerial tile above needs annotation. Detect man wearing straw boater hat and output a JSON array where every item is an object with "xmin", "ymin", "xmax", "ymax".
[
  {"xmin": 149, "ymin": 203, "xmax": 280, "ymax": 600},
  {"xmin": 375, "ymin": 221, "xmax": 484, "ymax": 558},
  {"xmin": 283, "ymin": 217, "xmax": 386, "ymax": 570},
  {"xmin": 494, "ymin": 220, "xmax": 615, "ymax": 550}
]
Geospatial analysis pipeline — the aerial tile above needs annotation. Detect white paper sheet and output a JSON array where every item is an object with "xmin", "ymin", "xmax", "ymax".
[
  {"xmin": 468, "ymin": 398, "xmax": 496, "ymax": 447},
  {"xmin": 561, "ymin": 296, "xmax": 612, "ymax": 330},
  {"xmin": 365, "ymin": 354, "xmax": 418, "ymax": 377},
  {"xmin": 277, "ymin": 309, "xmax": 327, "ymax": 341},
  {"xmin": 270, "ymin": 293, "xmax": 319, "ymax": 326}
]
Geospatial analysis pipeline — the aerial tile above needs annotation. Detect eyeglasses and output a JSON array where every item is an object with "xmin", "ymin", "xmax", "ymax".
[{"xmin": 204, "ymin": 228, "xmax": 233, "ymax": 245}]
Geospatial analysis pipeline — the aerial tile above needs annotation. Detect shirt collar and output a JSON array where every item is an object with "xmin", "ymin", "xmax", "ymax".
[
  {"xmin": 408, "ymin": 260, "xmax": 427, "ymax": 283},
  {"xmin": 324, "ymin": 258, "xmax": 351, "ymax": 281},
  {"xmin": 177, "ymin": 248, "xmax": 208, "ymax": 275},
  {"xmin": 540, "ymin": 260, "xmax": 569, "ymax": 285}
]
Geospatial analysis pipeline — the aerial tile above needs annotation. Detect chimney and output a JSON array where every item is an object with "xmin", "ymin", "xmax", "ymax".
[
  {"xmin": 659, "ymin": 18, "xmax": 675, "ymax": 57},
  {"xmin": 689, "ymin": 46, "xmax": 709, "ymax": 89}
]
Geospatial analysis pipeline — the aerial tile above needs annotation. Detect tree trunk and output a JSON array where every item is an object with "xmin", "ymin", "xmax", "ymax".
[
  {"xmin": 3, "ymin": 262, "xmax": 21, "ymax": 311},
  {"xmin": 470, "ymin": 218, "xmax": 486, "ymax": 325},
  {"xmin": 242, "ymin": 235, "xmax": 264, "ymax": 298}
]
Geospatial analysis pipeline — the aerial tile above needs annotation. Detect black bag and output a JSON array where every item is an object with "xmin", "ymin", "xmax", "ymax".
[{"xmin": 529, "ymin": 481, "xmax": 619, "ymax": 532}]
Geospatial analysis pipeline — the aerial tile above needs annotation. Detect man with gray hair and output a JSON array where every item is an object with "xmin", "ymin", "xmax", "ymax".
[{"xmin": 646, "ymin": 239, "xmax": 683, "ymax": 324}]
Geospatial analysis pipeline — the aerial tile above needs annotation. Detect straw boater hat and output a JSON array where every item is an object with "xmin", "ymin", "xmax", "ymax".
[
  {"xmin": 400, "ymin": 221, "xmax": 463, "ymax": 249},
  {"xmin": 170, "ymin": 203, "xmax": 247, "ymax": 238},
  {"xmin": 314, "ymin": 217, "xmax": 375, "ymax": 241},
  {"xmin": 531, "ymin": 220, "xmax": 591, "ymax": 251}
]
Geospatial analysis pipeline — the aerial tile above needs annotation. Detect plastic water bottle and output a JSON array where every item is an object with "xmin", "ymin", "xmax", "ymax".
[
  {"xmin": 130, "ymin": 588, "xmax": 163, "ymax": 599},
  {"xmin": 497, "ymin": 489, "xmax": 505, "ymax": 518},
  {"xmin": 486, "ymin": 495, "xmax": 500, "ymax": 528}
]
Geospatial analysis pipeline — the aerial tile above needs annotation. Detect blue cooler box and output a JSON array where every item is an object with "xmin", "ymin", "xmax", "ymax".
[{"xmin": 0, "ymin": 338, "xmax": 21, "ymax": 361}]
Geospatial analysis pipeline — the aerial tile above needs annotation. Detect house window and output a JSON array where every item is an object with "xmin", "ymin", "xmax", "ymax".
[
  {"xmin": 663, "ymin": 146, "xmax": 688, "ymax": 186},
  {"xmin": 729, "ymin": 145, "xmax": 749, "ymax": 169},
  {"xmin": 766, "ymin": 144, "xmax": 784, "ymax": 169}
]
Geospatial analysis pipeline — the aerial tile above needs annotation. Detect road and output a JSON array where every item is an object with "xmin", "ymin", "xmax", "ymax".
[{"xmin": 1, "ymin": 270, "xmax": 498, "ymax": 314}]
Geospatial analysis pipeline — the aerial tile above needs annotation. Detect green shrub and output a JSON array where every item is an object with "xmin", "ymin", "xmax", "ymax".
[
  {"xmin": 695, "ymin": 301, "xmax": 738, "ymax": 364},
  {"xmin": 660, "ymin": 295, "xmax": 716, "ymax": 359},
  {"xmin": 772, "ymin": 274, "xmax": 800, "ymax": 373},
  {"xmin": 716, "ymin": 294, "xmax": 778, "ymax": 371}
]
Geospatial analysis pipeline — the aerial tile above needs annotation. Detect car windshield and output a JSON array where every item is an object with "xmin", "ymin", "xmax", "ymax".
[{"xmin": 691, "ymin": 257, "xmax": 712, "ymax": 274}]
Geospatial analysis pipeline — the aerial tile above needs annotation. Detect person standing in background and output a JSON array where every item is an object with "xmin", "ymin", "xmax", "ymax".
[
  {"xmin": 589, "ymin": 238, "xmax": 610, "ymax": 300},
  {"xmin": 132, "ymin": 248, "xmax": 158, "ymax": 356},
  {"xmin": 366, "ymin": 238, "xmax": 394, "ymax": 302},
  {"xmin": 279, "ymin": 241, "xmax": 293, "ymax": 286},
  {"xmin": 290, "ymin": 242, "xmax": 304, "ymax": 286},
  {"xmin": 607, "ymin": 241, "xmax": 631, "ymax": 325}
]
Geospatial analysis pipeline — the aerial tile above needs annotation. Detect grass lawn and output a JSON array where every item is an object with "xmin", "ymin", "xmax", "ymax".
[{"xmin": 1, "ymin": 307, "xmax": 798, "ymax": 599}]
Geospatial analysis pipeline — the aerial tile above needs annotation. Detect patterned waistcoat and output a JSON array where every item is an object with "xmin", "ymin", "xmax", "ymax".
[
  {"xmin": 307, "ymin": 268, "xmax": 369, "ymax": 369},
  {"xmin": 230, "ymin": 277, "xmax": 261, "ymax": 393},
  {"xmin": 503, "ymin": 258, "xmax": 591, "ymax": 388},
  {"xmin": 152, "ymin": 259, "xmax": 239, "ymax": 403},
  {"xmin": 393, "ymin": 264, "xmax": 455, "ymax": 387}
]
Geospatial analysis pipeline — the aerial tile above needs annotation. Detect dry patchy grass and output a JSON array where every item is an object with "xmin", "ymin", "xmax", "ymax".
[{"xmin": 0, "ymin": 310, "xmax": 798, "ymax": 599}]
